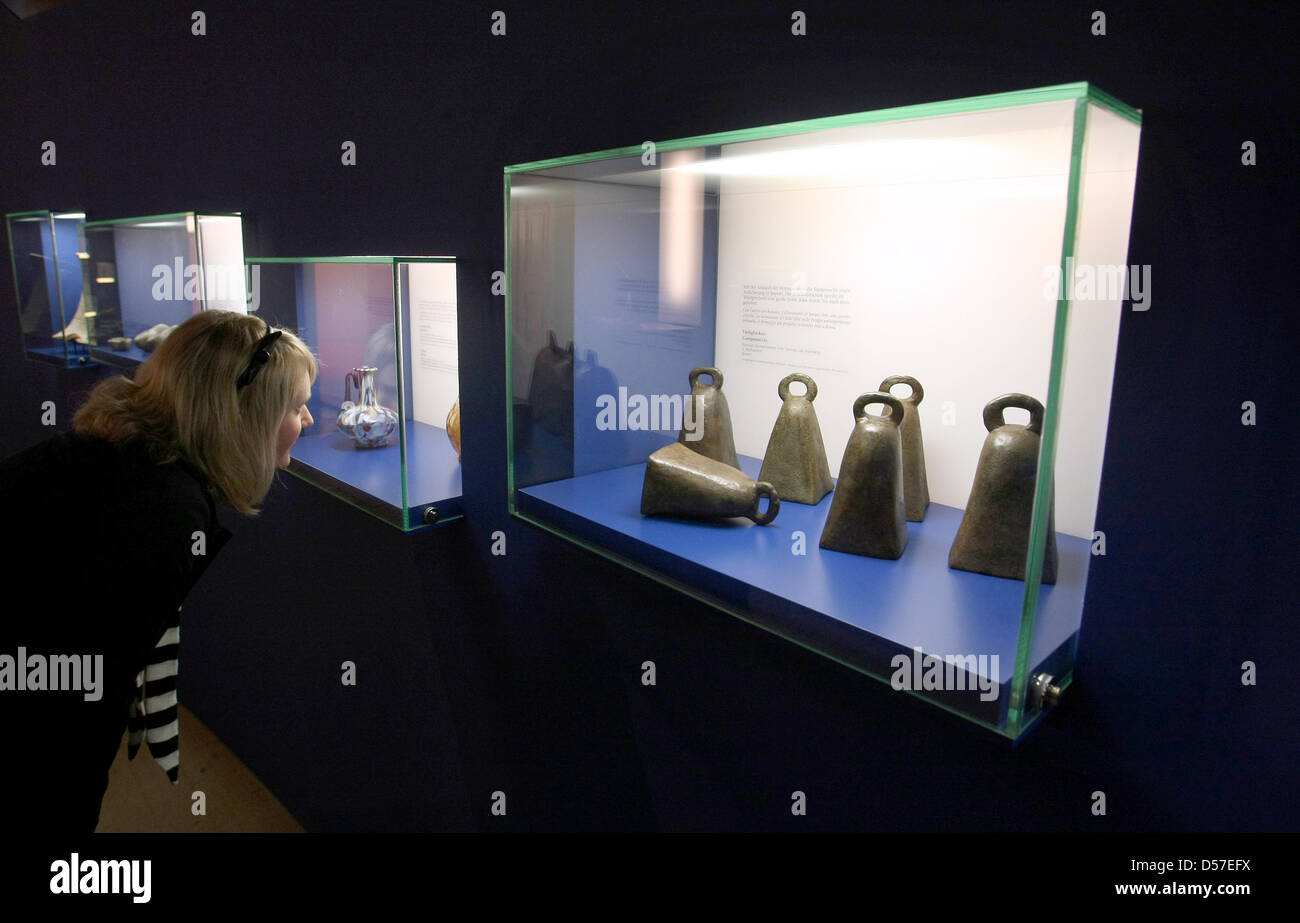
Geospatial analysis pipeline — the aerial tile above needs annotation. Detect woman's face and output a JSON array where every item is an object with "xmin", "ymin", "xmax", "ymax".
[{"xmin": 276, "ymin": 371, "xmax": 315, "ymax": 468}]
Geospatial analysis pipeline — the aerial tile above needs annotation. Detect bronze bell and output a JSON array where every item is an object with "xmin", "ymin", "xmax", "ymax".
[
  {"xmin": 949, "ymin": 393, "xmax": 1058, "ymax": 584},
  {"xmin": 879, "ymin": 374, "xmax": 930, "ymax": 522},
  {"xmin": 678, "ymin": 366, "xmax": 739, "ymax": 469},
  {"xmin": 758, "ymin": 372, "xmax": 834, "ymax": 505},
  {"xmin": 819, "ymin": 392, "xmax": 908, "ymax": 559},
  {"xmin": 528, "ymin": 330, "xmax": 574, "ymax": 437},
  {"xmin": 641, "ymin": 442, "xmax": 780, "ymax": 524}
]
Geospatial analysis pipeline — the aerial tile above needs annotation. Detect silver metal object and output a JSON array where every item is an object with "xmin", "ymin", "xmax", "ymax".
[{"xmin": 1030, "ymin": 672, "xmax": 1062, "ymax": 710}]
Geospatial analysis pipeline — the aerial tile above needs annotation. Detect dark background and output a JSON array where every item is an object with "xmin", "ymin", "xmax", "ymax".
[{"xmin": 0, "ymin": 0, "xmax": 1295, "ymax": 832}]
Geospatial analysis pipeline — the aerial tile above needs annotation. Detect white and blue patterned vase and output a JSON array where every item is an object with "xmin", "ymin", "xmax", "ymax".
[{"xmin": 337, "ymin": 366, "xmax": 398, "ymax": 448}]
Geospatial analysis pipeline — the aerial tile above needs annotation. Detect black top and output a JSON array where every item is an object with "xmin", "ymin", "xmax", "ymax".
[{"xmin": 0, "ymin": 431, "xmax": 232, "ymax": 832}]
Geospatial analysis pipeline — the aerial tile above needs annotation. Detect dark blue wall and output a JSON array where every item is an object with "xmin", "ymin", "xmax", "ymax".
[{"xmin": 0, "ymin": 1, "xmax": 1294, "ymax": 832}]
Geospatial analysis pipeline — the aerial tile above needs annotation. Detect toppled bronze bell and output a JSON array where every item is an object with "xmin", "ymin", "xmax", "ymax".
[
  {"xmin": 819, "ymin": 393, "xmax": 908, "ymax": 559},
  {"xmin": 949, "ymin": 393, "xmax": 1058, "ymax": 583},
  {"xmin": 678, "ymin": 366, "xmax": 739, "ymax": 469},
  {"xmin": 642, "ymin": 442, "xmax": 779, "ymax": 525},
  {"xmin": 879, "ymin": 374, "xmax": 930, "ymax": 522},
  {"xmin": 759, "ymin": 372, "xmax": 834, "ymax": 505}
]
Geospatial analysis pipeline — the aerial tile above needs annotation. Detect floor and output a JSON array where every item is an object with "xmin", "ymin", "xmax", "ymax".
[{"xmin": 95, "ymin": 704, "xmax": 303, "ymax": 833}]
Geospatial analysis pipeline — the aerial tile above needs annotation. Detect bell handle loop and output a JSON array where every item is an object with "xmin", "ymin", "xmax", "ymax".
[
  {"xmin": 750, "ymin": 481, "xmax": 781, "ymax": 525},
  {"xmin": 689, "ymin": 366, "xmax": 723, "ymax": 391},
  {"xmin": 880, "ymin": 374, "xmax": 923, "ymax": 406},
  {"xmin": 778, "ymin": 372, "xmax": 817, "ymax": 403},
  {"xmin": 853, "ymin": 392, "xmax": 905, "ymax": 427},
  {"xmin": 983, "ymin": 393, "xmax": 1045, "ymax": 434}
]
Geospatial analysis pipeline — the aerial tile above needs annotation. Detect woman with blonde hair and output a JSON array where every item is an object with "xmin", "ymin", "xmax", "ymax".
[{"xmin": 0, "ymin": 309, "xmax": 316, "ymax": 832}]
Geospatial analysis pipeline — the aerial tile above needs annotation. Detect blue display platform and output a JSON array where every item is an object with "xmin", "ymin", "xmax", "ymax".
[
  {"xmin": 519, "ymin": 453, "xmax": 1088, "ymax": 727},
  {"xmin": 88, "ymin": 343, "xmax": 150, "ymax": 368},
  {"xmin": 289, "ymin": 418, "xmax": 462, "ymax": 529},
  {"xmin": 25, "ymin": 344, "xmax": 94, "ymax": 367}
]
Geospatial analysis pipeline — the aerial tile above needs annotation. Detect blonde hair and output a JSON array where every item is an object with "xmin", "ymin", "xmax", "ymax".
[{"xmin": 74, "ymin": 310, "xmax": 317, "ymax": 515}]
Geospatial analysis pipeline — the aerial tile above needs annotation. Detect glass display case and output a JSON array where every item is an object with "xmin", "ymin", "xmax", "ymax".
[
  {"xmin": 505, "ymin": 83, "xmax": 1142, "ymax": 739},
  {"xmin": 80, "ymin": 212, "xmax": 248, "ymax": 368},
  {"xmin": 247, "ymin": 257, "xmax": 462, "ymax": 531},
  {"xmin": 6, "ymin": 210, "xmax": 91, "ymax": 368}
]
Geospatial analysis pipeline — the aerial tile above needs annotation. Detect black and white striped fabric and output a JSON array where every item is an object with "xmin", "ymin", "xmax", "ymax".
[{"xmin": 126, "ymin": 605, "xmax": 182, "ymax": 782}]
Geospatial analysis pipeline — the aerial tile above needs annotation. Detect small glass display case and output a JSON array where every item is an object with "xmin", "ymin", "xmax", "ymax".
[
  {"xmin": 247, "ymin": 257, "xmax": 462, "ymax": 531},
  {"xmin": 80, "ymin": 212, "xmax": 248, "ymax": 367},
  {"xmin": 6, "ymin": 210, "xmax": 91, "ymax": 368},
  {"xmin": 506, "ymin": 83, "xmax": 1142, "ymax": 739}
]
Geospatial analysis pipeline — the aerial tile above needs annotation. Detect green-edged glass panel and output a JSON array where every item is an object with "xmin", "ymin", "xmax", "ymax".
[
  {"xmin": 246, "ymin": 257, "xmax": 462, "ymax": 532},
  {"xmin": 79, "ymin": 212, "xmax": 247, "ymax": 369},
  {"xmin": 506, "ymin": 84, "xmax": 1141, "ymax": 737},
  {"xmin": 6, "ymin": 210, "xmax": 92, "ymax": 368}
]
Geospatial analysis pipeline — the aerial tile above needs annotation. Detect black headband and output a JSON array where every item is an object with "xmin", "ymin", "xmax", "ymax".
[{"xmin": 235, "ymin": 324, "xmax": 283, "ymax": 390}]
